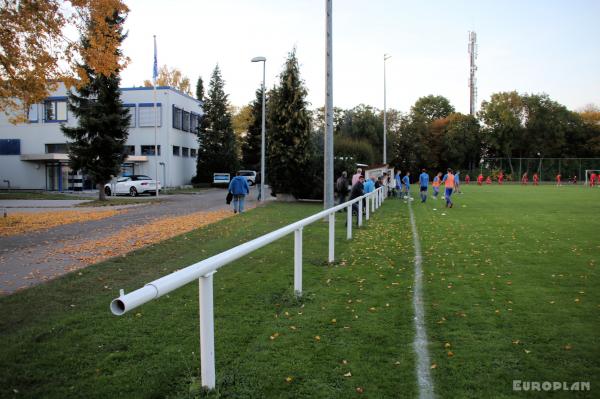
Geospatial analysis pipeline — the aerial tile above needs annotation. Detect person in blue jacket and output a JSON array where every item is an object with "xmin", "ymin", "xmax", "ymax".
[
  {"xmin": 228, "ymin": 171, "xmax": 250, "ymax": 214},
  {"xmin": 363, "ymin": 176, "xmax": 375, "ymax": 193}
]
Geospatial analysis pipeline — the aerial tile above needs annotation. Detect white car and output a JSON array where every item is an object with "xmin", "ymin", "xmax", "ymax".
[
  {"xmin": 104, "ymin": 175, "xmax": 161, "ymax": 197},
  {"xmin": 238, "ymin": 170, "xmax": 257, "ymax": 186}
]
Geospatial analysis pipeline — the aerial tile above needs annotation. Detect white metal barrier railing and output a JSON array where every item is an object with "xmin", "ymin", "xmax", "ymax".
[{"xmin": 110, "ymin": 186, "xmax": 388, "ymax": 389}]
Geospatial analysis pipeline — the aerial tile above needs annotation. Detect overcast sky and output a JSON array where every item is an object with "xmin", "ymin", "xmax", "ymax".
[{"xmin": 119, "ymin": 0, "xmax": 600, "ymax": 114}]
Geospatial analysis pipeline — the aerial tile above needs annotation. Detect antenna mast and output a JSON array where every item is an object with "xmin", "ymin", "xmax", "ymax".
[{"xmin": 468, "ymin": 31, "xmax": 478, "ymax": 116}]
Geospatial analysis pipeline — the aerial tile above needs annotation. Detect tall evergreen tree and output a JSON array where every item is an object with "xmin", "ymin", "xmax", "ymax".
[
  {"xmin": 61, "ymin": 7, "xmax": 130, "ymax": 201},
  {"xmin": 267, "ymin": 49, "xmax": 313, "ymax": 198},
  {"xmin": 241, "ymin": 87, "xmax": 265, "ymax": 170},
  {"xmin": 196, "ymin": 65, "xmax": 239, "ymax": 182},
  {"xmin": 195, "ymin": 76, "xmax": 204, "ymax": 101}
]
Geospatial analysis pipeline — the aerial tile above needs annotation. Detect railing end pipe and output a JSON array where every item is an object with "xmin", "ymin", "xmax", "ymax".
[{"xmin": 110, "ymin": 297, "xmax": 127, "ymax": 316}]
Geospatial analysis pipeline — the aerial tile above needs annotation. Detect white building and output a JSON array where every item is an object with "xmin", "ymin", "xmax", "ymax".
[{"xmin": 0, "ymin": 84, "xmax": 202, "ymax": 190}]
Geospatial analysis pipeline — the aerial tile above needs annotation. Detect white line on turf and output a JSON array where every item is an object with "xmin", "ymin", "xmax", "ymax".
[{"xmin": 408, "ymin": 200, "xmax": 435, "ymax": 399}]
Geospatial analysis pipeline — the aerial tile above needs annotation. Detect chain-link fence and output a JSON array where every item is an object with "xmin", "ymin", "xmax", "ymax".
[{"xmin": 462, "ymin": 158, "xmax": 600, "ymax": 183}]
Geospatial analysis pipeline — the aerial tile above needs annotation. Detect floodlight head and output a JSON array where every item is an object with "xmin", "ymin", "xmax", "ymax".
[
  {"xmin": 251, "ymin": 56, "xmax": 266, "ymax": 63},
  {"xmin": 384, "ymin": 54, "xmax": 392, "ymax": 60}
]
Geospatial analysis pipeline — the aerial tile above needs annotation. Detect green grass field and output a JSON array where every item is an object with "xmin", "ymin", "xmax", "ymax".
[{"xmin": 0, "ymin": 185, "xmax": 598, "ymax": 398}]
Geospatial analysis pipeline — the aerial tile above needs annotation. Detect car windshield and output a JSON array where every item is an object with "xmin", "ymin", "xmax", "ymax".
[
  {"xmin": 239, "ymin": 171, "xmax": 254, "ymax": 176},
  {"xmin": 117, "ymin": 177, "xmax": 130, "ymax": 182},
  {"xmin": 133, "ymin": 175, "xmax": 152, "ymax": 181}
]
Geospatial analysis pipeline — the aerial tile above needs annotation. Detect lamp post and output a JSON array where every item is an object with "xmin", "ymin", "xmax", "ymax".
[
  {"xmin": 383, "ymin": 54, "xmax": 391, "ymax": 165},
  {"xmin": 251, "ymin": 56, "xmax": 266, "ymax": 202}
]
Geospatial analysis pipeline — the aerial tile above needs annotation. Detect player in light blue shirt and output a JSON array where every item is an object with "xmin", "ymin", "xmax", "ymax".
[
  {"xmin": 402, "ymin": 172, "xmax": 411, "ymax": 199},
  {"xmin": 419, "ymin": 169, "xmax": 429, "ymax": 203}
]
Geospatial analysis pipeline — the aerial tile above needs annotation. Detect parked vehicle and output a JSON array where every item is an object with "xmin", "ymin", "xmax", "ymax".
[
  {"xmin": 238, "ymin": 170, "xmax": 257, "ymax": 186},
  {"xmin": 104, "ymin": 175, "xmax": 161, "ymax": 197},
  {"xmin": 213, "ymin": 173, "xmax": 231, "ymax": 185}
]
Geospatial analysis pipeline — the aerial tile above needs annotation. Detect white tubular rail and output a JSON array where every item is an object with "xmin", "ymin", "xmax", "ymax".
[{"xmin": 110, "ymin": 185, "xmax": 387, "ymax": 389}]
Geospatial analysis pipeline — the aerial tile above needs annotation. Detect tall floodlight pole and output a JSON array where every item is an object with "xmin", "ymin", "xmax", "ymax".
[
  {"xmin": 153, "ymin": 35, "xmax": 159, "ymax": 196},
  {"xmin": 468, "ymin": 31, "xmax": 478, "ymax": 116},
  {"xmin": 324, "ymin": 0, "xmax": 334, "ymax": 209},
  {"xmin": 383, "ymin": 54, "xmax": 391, "ymax": 164},
  {"xmin": 251, "ymin": 56, "xmax": 267, "ymax": 202}
]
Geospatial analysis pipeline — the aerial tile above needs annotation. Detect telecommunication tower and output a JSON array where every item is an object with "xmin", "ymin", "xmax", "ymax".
[{"xmin": 468, "ymin": 31, "xmax": 478, "ymax": 116}]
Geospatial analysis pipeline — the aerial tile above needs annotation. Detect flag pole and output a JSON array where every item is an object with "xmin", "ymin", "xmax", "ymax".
[{"xmin": 153, "ymin": 35, "xmax": 159, "ymax": 197}]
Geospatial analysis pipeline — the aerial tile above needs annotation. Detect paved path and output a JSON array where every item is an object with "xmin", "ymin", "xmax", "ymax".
[{"xmin": 0, "ymin": 189, "xmax": 266, "ymax": 295}]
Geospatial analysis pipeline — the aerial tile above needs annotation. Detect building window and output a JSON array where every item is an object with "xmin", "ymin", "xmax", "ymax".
[
  {"xmin": 28, "ymin": 104, "xmax": 39, "ymax": 123},
  {"xmin": 182, "ymin": 111, "xmax": 190, "ymax": 132},
  {"xmin": 0, "ymin": 139, "xmax": 21, "ymax": 155},
  {"xmin": 45, "ymin": 143, "xmax": 68, "ymax": 153},
  {"xmin": 141, "ymin": 145, "xmax": 161, "ymax": 156},
  {"xmin": 123, "ymin": 145, "xmax": 135, "ymax": 156},
  {"xmin": 123, "ymin": 104, "xmax": 136, "ymax": 127},
  {"xmin": 138, "ymin": 103, "xmax": 162, "ymax": 127},
  {"xmin": 190, "ymin": 148, "xmax": 197, "ymax": 158},
  {"xmin": 190, "ymin": 113, "xmax": 199, "ymax": 133},
  {"xmin": 44, "ymin": 98, "xmax": 68, "ymax": 122},
  {"xmin": 173, "ymin": 105, "xmax": 182, "ymax": 130},
  {"xmin": 173, "ymin": 145, "xmax": 180, "ymax": 156},
  {"xmin": 182, "ymin": 147, "xmax": 189, "ymax": 157}
]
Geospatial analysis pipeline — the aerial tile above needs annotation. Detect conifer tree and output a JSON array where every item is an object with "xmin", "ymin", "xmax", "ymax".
[
  {"xmin": 241, "ymin": 87, "xmax": 265, "ymax": 170},
  {"xmin": 61, "ymin": 7, "xmax": 130, "ymax": 200},
  {"xmin": 196, "ymin": 65, "xmax": 239, "ymax": 182},
  {"xmin": 195, "ymin": 76, "xmax": 204, "ymax": 101},
  {"xmin": 267, "ymin": 49, "xmax": 313, "ymax": 197}
]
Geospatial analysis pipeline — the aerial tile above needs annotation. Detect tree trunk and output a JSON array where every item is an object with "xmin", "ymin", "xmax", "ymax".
[{"xmin": 97, "ymin": 182, "xmax": 106, "ymax": 201}]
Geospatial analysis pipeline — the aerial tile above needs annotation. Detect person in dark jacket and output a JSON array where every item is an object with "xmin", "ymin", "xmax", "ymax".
[
  {"xmin": 228, "ymin": 171, "xmax": 250, "ymax": 213},
  {"xmin": 348, "ymin": 175, "xmax": 365, "ymax": 225},
  {"xmin": 255, "ymin": 172, "xmax": 262, "ymax": 201},
  {"xmin": 335, "ymin": 171, "xmax": 349, "ymax": 205}
]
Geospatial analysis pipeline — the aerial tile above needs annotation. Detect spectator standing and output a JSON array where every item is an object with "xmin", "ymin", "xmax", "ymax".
[
  {"xmin": 348, "ymin": 175, "xmax": 365, "ymax": 225},
  {"xmin": 336, "ymin": 171, "xmax": 350, "ymax": 205},
  {"xmin": 255, "ymin": 172, "xmax": 262, "ymax": 201},
  {"xmin": 351, "ymin": 168, "xmax": 363, "ymax": 186}
]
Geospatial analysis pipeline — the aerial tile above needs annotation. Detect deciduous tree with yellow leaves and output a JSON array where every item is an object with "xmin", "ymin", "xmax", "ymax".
[{"xmin": 0, "ymin": 0, "xmax": 129, "ymax": 123}]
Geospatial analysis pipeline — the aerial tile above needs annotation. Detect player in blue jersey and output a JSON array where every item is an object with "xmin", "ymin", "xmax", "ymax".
[
  {"xmin": 402, "ymin": 172, "xmax": 411, "ymax": 199},
  {"xmin": 419, "ymin": 169, "xmax": 429, "ymax": 203}
]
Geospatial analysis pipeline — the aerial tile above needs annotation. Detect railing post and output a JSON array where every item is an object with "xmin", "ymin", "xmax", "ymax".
[
  {"xmin": 199, "ymin": 272, "xmax": 216, "ymax": 390},
  {"xmin": 365, "ymin": 196, "xmax": 370, "ymax": 220},
  {"xmin": 346, "ymin": 205, "xmax": 352, "ymax": 239},
  {"xmin": 358, "ymin": 198, "xmax": 363, "ymax": 227},
  {"xmin": 371, "ymin": 194, "xmax": 376, "ymax": 212},
  {"xmin": 294, "ymin": 228, "xmax": 303, "ymax": 297},
  {"xmin": 328, "ymin": 213, "xmax": 335, "ymax": 263}
]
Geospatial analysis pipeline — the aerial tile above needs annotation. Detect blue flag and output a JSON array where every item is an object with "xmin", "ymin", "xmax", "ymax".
[{"xmin": 152, "ymin": 35, "xmax": 158, "ymax": 84}]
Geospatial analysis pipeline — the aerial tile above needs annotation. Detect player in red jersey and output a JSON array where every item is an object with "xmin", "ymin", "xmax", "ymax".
[
  {"xmin": 521, "ymin": 172, "xmax": 528, "ymax": 185},
  {"xmin": 486, "ymin": 176, "xmax": 492, "ymax": 184},
  {"xmin": 498, "ymin": 171, "xmax": 504, "ymax": 185},
  {"xmin": 465, "ymin": 174, "xmax": 471, "ymax": 184},
  {"xmin": 590, "ymin": 172, "xmax": 597, "ymax": 187},
  {"xmin": 533, "ymin": 173, "xmax": 539, "ymax": 186},
  {"xmin": 477, "ymin": 174, "xmax": 484, "ymax": 185},
  {"xmin": 556, "ymin": 173, "xmax": 561, "ymax": 186}
]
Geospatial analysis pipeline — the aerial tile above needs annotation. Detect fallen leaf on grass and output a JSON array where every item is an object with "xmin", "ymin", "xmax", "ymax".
[
  {"xmin": 285, "ymin": 376, "xmax": 293, "ymax": 383},
  {"xmin": 344, "ymin": 372, "xmax": 352, "ymax": 377}
]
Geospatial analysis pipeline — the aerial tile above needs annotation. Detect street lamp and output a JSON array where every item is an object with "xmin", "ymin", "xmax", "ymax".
[
  {"xmin": 383, "ymin": 54, "xmax": 391, "ymax": 165},
  {"xmin": 251, "ymin": 56, "xmax": 266, "ymax": 202}
]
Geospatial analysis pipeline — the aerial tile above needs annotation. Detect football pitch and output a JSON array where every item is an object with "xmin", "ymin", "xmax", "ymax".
[
  {"xmin": 0, "ymin": 184, "xmax": 598, "ymax": 398},
  {"xmin": 408, "ymin": 183, "xmax": 599, "ymax": 397}
]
